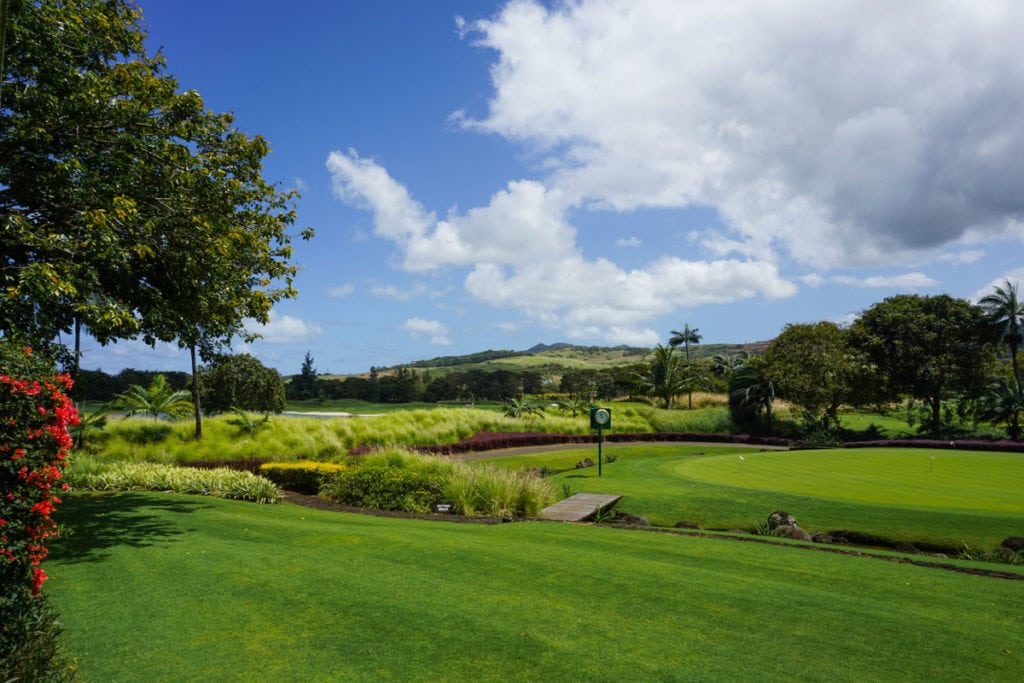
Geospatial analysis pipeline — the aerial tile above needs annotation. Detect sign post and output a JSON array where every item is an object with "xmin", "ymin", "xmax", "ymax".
[{"xmin": 589, "ymin": 407, "xmax": 612, "ymax": 476}]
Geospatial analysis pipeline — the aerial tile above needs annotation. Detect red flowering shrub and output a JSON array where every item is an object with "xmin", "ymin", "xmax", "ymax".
[{"xmin": 0, "ymin": 340, "xmax": 79, "ymax": 673}]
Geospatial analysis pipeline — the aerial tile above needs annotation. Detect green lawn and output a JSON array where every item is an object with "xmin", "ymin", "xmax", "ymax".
[
  {"xmin": 478, "ymin": 445, "xmax": 1024, "ymax": 548},
  {"xmin": 48, "ymin": 493, "xmax": 1023, "ymax": 681}
]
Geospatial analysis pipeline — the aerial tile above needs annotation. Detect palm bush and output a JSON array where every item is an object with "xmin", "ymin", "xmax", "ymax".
[{"xmin": 112, "ymin": 374, "xmax": 194, "ymax": 420}]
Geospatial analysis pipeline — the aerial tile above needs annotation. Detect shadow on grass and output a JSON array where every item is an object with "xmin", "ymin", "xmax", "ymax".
[{"xmin": 51, "ymin": 493, "xmax": 210, "ymax": 564}]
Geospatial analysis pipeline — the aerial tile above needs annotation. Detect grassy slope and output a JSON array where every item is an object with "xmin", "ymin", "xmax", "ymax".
[
  {"xmin": 49, "ymin": 493, "xmax": 1022, "ymax": 681},
  {"xmin": 478, "ymin": 445, "xmax": 1024, "ymax": 548}
]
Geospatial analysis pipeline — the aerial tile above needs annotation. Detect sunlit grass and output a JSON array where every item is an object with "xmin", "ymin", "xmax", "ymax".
[
  {"xmin": 476, "ymin": 445, "xmax": 1024, "ymax": 548},
  {"xmin": 47, "ymin": 493, "xmax": 1024, "ymax": 681}
]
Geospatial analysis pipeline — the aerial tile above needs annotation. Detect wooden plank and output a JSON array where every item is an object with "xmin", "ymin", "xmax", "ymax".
[{"xmin": 539, "ymin": 493, "xmax": 622, "ymax": 522}]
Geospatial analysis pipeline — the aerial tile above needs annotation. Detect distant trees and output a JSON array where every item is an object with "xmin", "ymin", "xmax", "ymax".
[{"xmin": 291, "ymin": 352, "xmax": 319, "ymax": 400}]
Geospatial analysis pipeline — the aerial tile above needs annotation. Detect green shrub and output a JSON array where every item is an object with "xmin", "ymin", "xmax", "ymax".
[
  {"xmin": 329, "ymin": 464, "xmax": 442, "ymax": 513},
  {"xmin": 65, "ymin": 462, "xmax": 282, "ymax": 503},
  {"xmin": 260, "ymin": 461, "xmax": 347, "ymax": 494}
]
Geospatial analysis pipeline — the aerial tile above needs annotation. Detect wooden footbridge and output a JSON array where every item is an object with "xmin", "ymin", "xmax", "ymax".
[{"xmin": 539, "ymin": 493, "xmax": 622, "ymax": 522}]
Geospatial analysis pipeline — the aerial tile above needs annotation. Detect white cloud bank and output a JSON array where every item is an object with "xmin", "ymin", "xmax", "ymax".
[
  {"xmin": 401, "ymin": 317, "xmax": 453, "ymax": 346},
  {"xmin": 463, "ymin": 0, "xmax": 1024, "ymax": 268},
  {"xmin": 245, "ymin": 311, "xmax": 323, "ymax": 344},
  {"xmin": 328, "ymin": 0, "xmax": 1024, "ymax": 344}
]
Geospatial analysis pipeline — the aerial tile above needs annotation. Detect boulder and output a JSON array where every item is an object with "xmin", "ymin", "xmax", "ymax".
[
  {"xmin": 614, "ymin": 512, "xmax": 651, "ymax": 526},
  {"xmin": 674, "ymin": 520, "xmax": 701, "ymax": 530},
  {"xmin": 811, "ymin": 532, "xmax": 833, "ymax": 544},
  {"xmin": 776, "ymin": 524, "xmax": 813, "ymax": 542},
  {"xmin": 1000, "ymin": 536, "xmax": 1024, "ymax": 552},
  {"xmin": 575, "ymin": 458, "xmax": 595, "ymax": 469},
  {"xmin": 767, "ymin": 510, "xmax": 796, "ymax": 530}
]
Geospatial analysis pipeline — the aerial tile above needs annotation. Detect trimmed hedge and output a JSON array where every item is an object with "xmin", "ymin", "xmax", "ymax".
[
  {"xmin": 844, "ymin": 439, "xmax": 1024, "ymax": 452},
  {"xmin": 398, "ymin": 430, "xmax": 792, "ymax": 457},
  {"xmin": 260, "ymin": 461, "xmax": 347, "ymax": 494}
]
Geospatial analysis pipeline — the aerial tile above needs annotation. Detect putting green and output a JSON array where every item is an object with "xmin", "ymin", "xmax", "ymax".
[{"xmin": 676, "ymin": 448, "xmax": 1024, "ymax": 512}]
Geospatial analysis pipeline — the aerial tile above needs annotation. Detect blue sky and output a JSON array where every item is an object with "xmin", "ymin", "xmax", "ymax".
[{"xmin": 84, "ymin": 0, "xmax": 1024, "ymax": 376}]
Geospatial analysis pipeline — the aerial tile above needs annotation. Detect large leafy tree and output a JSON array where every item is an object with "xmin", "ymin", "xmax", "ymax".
[
  {"xmin": 762, "ymin": 322, "xmax": 875, "ymax": 432},
  {"xmin": 978, "ymin": 280, "xmax": 1024, "ymax": 391},
  {"xmin": 199, "ymin": 354, "xmax": 285, "ymax": 415},
  {"xmin": 0, "ymin": 1, "xmax": 311, "ymax": 438},
  {"xmin": 850, "ymin": 294, "xmax": 995, "ymax": 435}
]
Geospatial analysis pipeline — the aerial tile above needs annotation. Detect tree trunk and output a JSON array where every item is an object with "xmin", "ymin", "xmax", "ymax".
[
  {"xmin": 72, "ymin": 316, "xmax": 82, "ymax": 401},
  {"xmin": 929, "ymin": 396, "xmax": 942, "ymax": 436},
  {"xmin": 190, "ymin": 343, "xmax": 203, "ymax": 440}
]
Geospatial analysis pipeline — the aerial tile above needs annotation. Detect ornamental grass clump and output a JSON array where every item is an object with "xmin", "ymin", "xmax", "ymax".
[
  {"xmin": 326, "ymin": 448, "xmax": 557, "ymax": 517},
  {"xmin": 0, "ymin": 341, "xmax": 78, "ymax": 681},
  {"xmin": 65, "ymin": 462, "xmax": 281, "ymax": 504}
]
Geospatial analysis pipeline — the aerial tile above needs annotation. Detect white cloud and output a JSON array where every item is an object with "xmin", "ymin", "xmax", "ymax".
[
  {"xmin": 462, "ymin": 0, "xmax": 1024, "ymax": 269},
  {"xmin": 800, "ymin": 272, "xmax": 938, "ymax": 289},
  {"xmin": 971, "ymin": 268, "xmax": 1024, "ymax": 302},
  {"xmin": 615, "ymin": 236, "xmax": 641, "ymax": 248},
  {"xmin": 328, "ymin": 146, "xmax": 797, "ymax": 344},
  {"xmin": 935, "ymin": 250, "xmax": 984, "ymax": 266},
  {"xmin": 401, "ymin": 317, "xmax": 453, "ymax": 346},
  {"xmin": 327, "ymin": 284, "xmax": 355, "ymax": 298},
  {"xmin": 245, "ymin": 311, "xmax": 323, "ymax": 344}
]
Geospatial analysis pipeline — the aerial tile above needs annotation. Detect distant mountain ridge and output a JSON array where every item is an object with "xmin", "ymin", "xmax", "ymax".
[{"xmin": 362, "ymin": 341, "xmax": 769, "ymax": 378}]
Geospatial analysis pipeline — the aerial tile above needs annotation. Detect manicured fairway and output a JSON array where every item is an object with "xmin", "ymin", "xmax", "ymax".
[
  {"xmin": 48, "ymin": 493, "xmax": 1022, "ymax": 681},
  {"xmin": 677, "ymin": 447, "xmax": 1024, "ymax": 512},
  {"xmin": 480, "ymin": 445, "xmax": 1024, "ymax": 548}
]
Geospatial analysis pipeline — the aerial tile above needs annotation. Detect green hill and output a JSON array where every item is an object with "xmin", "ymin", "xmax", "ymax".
[{"xmin": 335, "ymin": 341, "xmax": 769, "ymax": 379}]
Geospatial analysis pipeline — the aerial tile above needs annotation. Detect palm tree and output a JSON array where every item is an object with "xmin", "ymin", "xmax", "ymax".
[
  {"xmin": 979, "ymin": 280, "xmax": 1024, "ymax": 390},
  {"xmin": 113, "ymin": 374, "xmax": 195, "ymax": 420},
  {"xmin": 641, "ymin": 344, "xmax": 689, "ymax": 409},
  {"xmin": 728, "ymin": 364, "xmax": 776, "ymax": 428},
  {"xmin": 503, "ymin": 396, "xmax": 545, "ymax": 419},
  {"xmin": 977, "ymin": 378, "xmax": 1024, "ymax": 440},
  {"xmin": 669, "ymin": 324, "xmax": 702, "ymax": 408},
  {"xmin": 712, "ymin": 351, "xmax": 749, "ymax": 380}
]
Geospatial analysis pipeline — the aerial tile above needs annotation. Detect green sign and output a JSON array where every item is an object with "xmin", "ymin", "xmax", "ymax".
[{"xmin": 590, "ymin": 407, "xmax": 612, "ymax": 430}]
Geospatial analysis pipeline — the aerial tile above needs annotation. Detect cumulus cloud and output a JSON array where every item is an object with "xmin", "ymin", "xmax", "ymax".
[
  {"xmin": 327, "ymin": 148, "xmax": 795, "ymax": 343},
  {"xmin": 329, "ymin": 0, "xmax": 1024, "ymax": 344},
  {"xmin": 463, "ymin": 0, "xmax": 1024, "ymax": 268},
  {"xmin": 401, "ymin": 317, "xmax": 454, "ymax": 346},
  {"xmin": 971, "ymin": 268, "xmax": 1024, "ymax": 302},
  {"xmin": 245, "ymin": 311, "xmax": 323, "ymax": 344}
]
